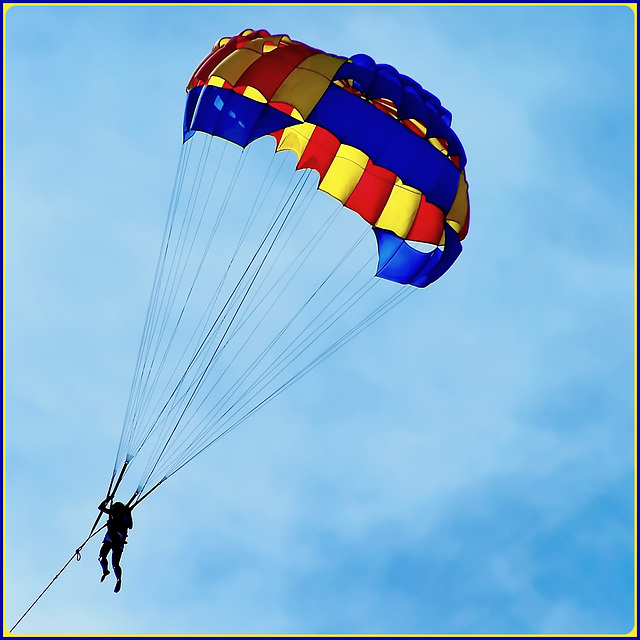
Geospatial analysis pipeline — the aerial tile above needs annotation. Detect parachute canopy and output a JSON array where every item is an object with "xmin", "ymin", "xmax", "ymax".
[{"xmin": 184, "ymin": 29, "xmax": 469, "ymax": 288}]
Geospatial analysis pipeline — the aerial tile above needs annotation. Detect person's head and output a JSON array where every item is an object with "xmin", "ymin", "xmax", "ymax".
[{"xmin": 111, "ymin": 501, "xmax": 128, "ymax": 513}]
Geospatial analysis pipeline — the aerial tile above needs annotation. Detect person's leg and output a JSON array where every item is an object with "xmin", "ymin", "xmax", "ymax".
[
  {"xmin": 98, "ymin": 542, "xmax": 111, "ymax": 580},
  {"xmin": 112, "ymin": 546, "xmax": 123, "ymax": 592}
]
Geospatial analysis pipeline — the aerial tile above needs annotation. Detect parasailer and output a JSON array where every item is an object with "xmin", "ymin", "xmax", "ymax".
[{"xmin": 98, "ymin": 499, "xmax": 134, "ymax": 593}]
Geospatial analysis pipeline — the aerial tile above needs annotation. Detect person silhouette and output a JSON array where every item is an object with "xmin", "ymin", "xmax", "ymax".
[{"xmin": 97, "ymin": 499, "xmax": 133, "ymax": 593}]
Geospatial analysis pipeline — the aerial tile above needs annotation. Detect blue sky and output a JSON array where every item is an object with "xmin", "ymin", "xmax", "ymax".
[{"xmin": 4, "ymin": 3, "xmax": 636, "ymax": 636}]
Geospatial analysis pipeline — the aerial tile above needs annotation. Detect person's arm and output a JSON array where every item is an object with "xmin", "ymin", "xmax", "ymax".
[{"xmin": 98, "ymin": 499, "xmax": 111, "ymax": 514}]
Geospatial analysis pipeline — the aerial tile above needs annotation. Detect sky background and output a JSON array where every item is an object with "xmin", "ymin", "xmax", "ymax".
[{"xmin": 4, "ymin": 3, "xmax": 636, "ymax": 636}]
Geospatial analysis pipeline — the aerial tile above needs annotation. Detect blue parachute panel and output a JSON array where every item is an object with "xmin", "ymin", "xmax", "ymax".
[
  {"xmin": 183, "ymin": 85, "xmax": 300, "ymax": 147},
  {"xmin": 374, "ymin": 223, "xmax": 462, "ymax": 288}
]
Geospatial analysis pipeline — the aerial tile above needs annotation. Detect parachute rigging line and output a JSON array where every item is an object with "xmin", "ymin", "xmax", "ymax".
[
  {"xmin": 116, "ymin": 133, "xmax": 403, "ymax": 500},
  {"xmin": 107, "ymin": 28, "xmax": 469, "ymax": 505},
  {"xmin": 135, "ymin": 283, "xmax": 414, "ymax": 503},
  {"xmin": 127, "ymin": 141, "xmax": 237, "ymax": 448},
  {"xmin": 115, "ymin": 139, "xmax": 254, "ymax": 469},
  {"xmin": 135, "ymin": 166, "xmax": 316, "ymax": 490},
  {"xmin": 139, "ymin": 229, "xmax": 376, "ymax": 486}
]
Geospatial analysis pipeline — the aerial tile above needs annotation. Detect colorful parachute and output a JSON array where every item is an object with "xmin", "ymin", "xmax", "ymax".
[
  {"xmin": 184, "ymin": 29, "xmax": 469, "ymax": 288},
  {"xmin": 106, "ymin": 29, "xmax": 469, "ymax": 506}
]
